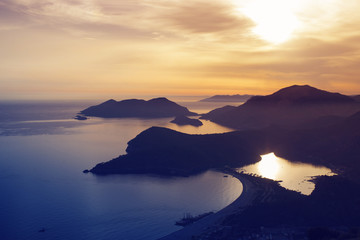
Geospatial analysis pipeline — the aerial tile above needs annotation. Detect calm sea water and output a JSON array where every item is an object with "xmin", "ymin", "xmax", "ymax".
[
  {"xmin": 240, "ymin": 153, "xmax": 335, "ymax": 195},
  {"xmin": 0, "ymin": 100, "xmax": 242, "ymax": 240},
  {"xmin": 0, "ymin": 99, "xmax": 335, "ymax": 239}
]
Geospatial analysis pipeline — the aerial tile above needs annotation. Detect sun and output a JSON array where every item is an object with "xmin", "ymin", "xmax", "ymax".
[{"xmin": 240, "ymin": 0, "xmax": 301, "ymax": 44}]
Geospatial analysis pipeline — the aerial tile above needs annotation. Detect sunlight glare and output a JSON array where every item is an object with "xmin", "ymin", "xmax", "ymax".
[
  {"xmin": 258, "ymin": 152, "xmax": 280, "ymax": 179},
  {"xmin": 241, "ymin": 0, "xmax": 301, "ymax": 44}
]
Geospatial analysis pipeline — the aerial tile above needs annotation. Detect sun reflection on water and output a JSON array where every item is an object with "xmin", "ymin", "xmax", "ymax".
[
  {"xmin": 258, "ymin": 153, "xmax": 280, "ymax": 179},
  {"xmin": 240, "ymin": 152, "xmax": 335, "ymax": 195}
]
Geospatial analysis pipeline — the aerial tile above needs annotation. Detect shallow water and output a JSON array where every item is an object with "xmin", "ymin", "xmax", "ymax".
[
  {"xmin": 239, "ymin": 153, "xmax": 335, "ymax": 195},
  {"xmin": 0, "ymin": 100, "xmax": 241, "ymax": 240}
]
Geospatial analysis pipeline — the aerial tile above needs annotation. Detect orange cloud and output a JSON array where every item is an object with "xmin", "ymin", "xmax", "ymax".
[
  {"xmin": 1, "ymin": 0, "xmax": 360, "ymax": 99},
  {"xmin": 159, "ymin": 0, "xmax": 253, "ymax": 34}
]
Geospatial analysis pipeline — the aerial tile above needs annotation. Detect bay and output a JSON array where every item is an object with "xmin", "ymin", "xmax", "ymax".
[{"xmin": 0, "ymin": 100, "xmax": 242, "ymax": 240}]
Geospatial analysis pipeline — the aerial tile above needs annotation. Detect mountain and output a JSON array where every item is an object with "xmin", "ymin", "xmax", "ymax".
[
  {"xmin": 199, "ymin": 94, "xmax": 256, "ymax": 102},
  {"xmin": 201, "ymin": 85, "xmax": 359, "ymax": 130},
  {"xmin": 80, "ymin": 97, "xmax": 197, "ymax": 118},
  {"xmin": 273, "ymin": 110, "xmax": 360, "ymax": 173},
  {"xmin": 351, "ymin": 95, "xmax": 360, "ymax": 102},
  {"xmin": 88, "ymin": 126, "xmax": 267, "ymax": 176},
  {"xmin": 87, "ymin": 110, "xmax": 360, "ymax": 237},
  {"xmin": 88, "ymin": 110, "xmax": 360, "ymax": 180}
]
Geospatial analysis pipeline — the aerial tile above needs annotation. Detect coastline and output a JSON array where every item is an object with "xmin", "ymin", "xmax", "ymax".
[{"xmin": 158, "ymin": 170, "xmax": 259, "ymax": 240}]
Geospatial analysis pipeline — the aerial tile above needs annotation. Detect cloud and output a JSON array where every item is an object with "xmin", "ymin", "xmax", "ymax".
[
  {"xmin": 1, "ymin": 0, "xmax": 360, "ymax": 98},
  {"xmin": 0, "ymin": 0, "xmax": 154, "ymax": 39},
  {"xmin": 0, "ymin": 0, "xmax": 256, "ymax": 44},
  {"xmin": 158, "ymin": 0, "xmax": 253, "ymax": 34},
  {"xmin": 169, "ymin": 32, "xmax": 360, "ymax": 93},
  {"xmin": 0, "ymin": 1, "xmax": 33, "ymax": 29}
]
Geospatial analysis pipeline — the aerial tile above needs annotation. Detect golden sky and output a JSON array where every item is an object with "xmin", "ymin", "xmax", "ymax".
[{"xmin": 1, "ymin": 0, "xmax": 360, "ymax": 99}]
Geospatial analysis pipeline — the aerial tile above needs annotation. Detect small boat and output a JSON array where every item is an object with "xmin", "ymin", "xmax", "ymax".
[
  {"xmin": 74, "ymin": 115, "xmax": 88, "ymax": 121},
  {"xmin": 175, "ymin": 212, "xmax": 213, "ymax": 226}
]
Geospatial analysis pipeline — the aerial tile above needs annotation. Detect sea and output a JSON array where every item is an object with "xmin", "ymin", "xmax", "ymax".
[
  {"xmin": 0, "ymin": 99, "xmax": 242, "ymax": 240},
  {"xmin": 0, "ymin": 98, "xmax": 334, "ymax": 239}
]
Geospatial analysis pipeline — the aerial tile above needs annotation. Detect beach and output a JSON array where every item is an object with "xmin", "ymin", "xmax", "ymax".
[{"xmin": 159, "ymin": 171, "xmax": 259, "ymax": 240}]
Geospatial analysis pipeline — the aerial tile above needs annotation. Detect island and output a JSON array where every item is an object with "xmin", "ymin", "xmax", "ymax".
[
  {"xmin": 170, "ymin": 115, "xmax": 203, "ymax": 127},
  {"xmin": 201, "ymin": 85, "xmax": 360, "ymax": 130},
  {"xmin": 199, "ymin": 94, "xmax": 256, "ymax": 102},
  {"xmin": 80, "ymin": 97, "xmax": 197, "ymax": 118}
]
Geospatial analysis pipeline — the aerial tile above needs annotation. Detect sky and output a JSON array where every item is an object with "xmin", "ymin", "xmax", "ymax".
[{"xmin": 1, "ymin": 0, "xmax": 360, "ymax": 100}]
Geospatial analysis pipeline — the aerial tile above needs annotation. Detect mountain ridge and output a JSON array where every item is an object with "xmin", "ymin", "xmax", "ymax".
[
  {"xmin": 201, "ymin": 85, "xmax": 359, "ymax": 130},
  {"xmin": 199, "ymin": 94, "xmax": 256, "ymax": 102},
  {"xmin": 80, "ymin": 97, "xmax": 197, "ymax": 118},
  {"xmin": 88, "ymin": 110, "xmax": 360, "ymax": 179}
]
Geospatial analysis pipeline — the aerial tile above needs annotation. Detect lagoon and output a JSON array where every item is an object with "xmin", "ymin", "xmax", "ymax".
[{"xmin": 240, "ymin": 153, "xmax": 335, "ymax": 195}]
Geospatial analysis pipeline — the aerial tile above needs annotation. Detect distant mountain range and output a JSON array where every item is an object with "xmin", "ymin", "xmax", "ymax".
[
  {"xmin": 352, "ymin": 95, "xmax": 360, "ymax": 102},
  {"xmin": 201, "ymin": 85, "xmax": 360, "ymax": 130},
  {"xmin": 80, "ymin": 97, "xmax": 197, "ymax": 118},
  {"xmin": 199, "ymin": 94, "xmax": 256, "ymax": 102},
  {"xmin": 86, "ymin": 85, "xmax": 360, "ymax": 235},
  {"xmin": 87, "ymin": 85, "xmax": 360, "ymax": 178}
]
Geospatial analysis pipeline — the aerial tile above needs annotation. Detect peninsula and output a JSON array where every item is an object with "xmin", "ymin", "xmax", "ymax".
[
  {"xmin": 88, "ymin": 109, "xmax": 360, "ymax": 179},
  {"xmin": 80, "ymin": 97, "xmax": 197, "ymax": 118},
  {"xmin": 88, "ymin": 126, "xmax": 266, "ymax": 176},
  {"xmin": 85, "ymin": 85, "xmax": 360, "ymax": 239}
]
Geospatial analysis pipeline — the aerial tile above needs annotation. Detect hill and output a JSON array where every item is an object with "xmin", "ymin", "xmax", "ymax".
[
  {"xmin": 201, "ymin": 85, "xmax": 359, "ymax": 130},
  {"xmin": 80, "ymin": 97, "xmax": 197, "ymax": 118},
  {"xmin": 351, "ymin": 95, "xmax": 360, "ymax": 102},
  {"xmin": 88, "ymin": 110, "xmax": 360, "ymax": 180},
  {"xmin": 89, "ymin": 127, "xmax": 267, "ymax": 176},
  {"xmin": 199, "ymin": 94, "xmax": 255, "ymax": 102}
]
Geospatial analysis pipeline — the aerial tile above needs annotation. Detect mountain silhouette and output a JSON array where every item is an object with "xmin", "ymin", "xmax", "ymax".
[
  {"xmin": 352, "ymin": 95, "xmax": 360, "ymax": 102},
  {"xmin": 80, "ymin": 97, "xmax": 197, "ymax": 118},
  {"xmin": 86, "ymin": 85, "xmax": 360, "ymax": 179},
  {"xmin": 89, "ymin": 126, "xmax": 266, "ymax": 176},
  {"xmin": 201, "ymin": 85, "xmax": 359, "ymax": 129},
  {"xmin": 88, "ymin": 110, "xmax": 360, "ymax": 180},
  {"xmin": 199, "ymin": 94, "xmax": 256, "ymax": 102},
  {"xmin": 272, "ymin": 110, "xmax": 360, "ymax": 178}
]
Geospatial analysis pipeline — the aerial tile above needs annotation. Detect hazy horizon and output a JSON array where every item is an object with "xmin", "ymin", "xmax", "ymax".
[
  {"xmin": 0, "ymin": 84, "xmax": 359, "ymax": 102},
  {"xmin": 1, "ymin": 0, "xmax": 360, "ymax": 100},
  {"xmin": 0, "ymin": 94, "xmax": 223, "ymax": 102}
]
